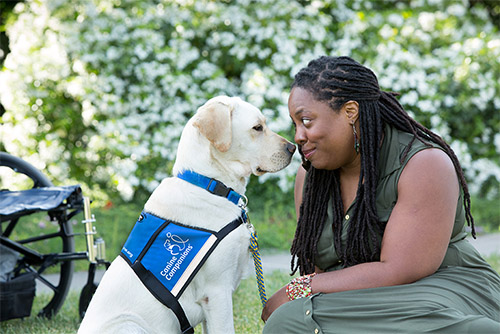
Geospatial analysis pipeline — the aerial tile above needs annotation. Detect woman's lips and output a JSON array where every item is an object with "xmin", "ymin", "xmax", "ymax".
[{"xmin": 302, "ymin": 148, "xmax": 316, "ymax": 160}]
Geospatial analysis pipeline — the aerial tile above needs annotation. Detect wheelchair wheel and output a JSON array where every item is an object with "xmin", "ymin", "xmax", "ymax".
[{"xmin": 0, "ymin": 152, "xmax": 75, "ymax": 318}]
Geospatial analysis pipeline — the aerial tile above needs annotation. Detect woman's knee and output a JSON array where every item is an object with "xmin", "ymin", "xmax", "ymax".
[{"xmin": 263, "ymin": 300, "xmax": 310, "ymax": 334}]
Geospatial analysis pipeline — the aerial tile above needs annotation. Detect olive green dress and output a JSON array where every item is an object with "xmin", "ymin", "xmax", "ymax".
[{"xmin": 263, "ymin": 125, "xmax": 500, "ymax": 334}]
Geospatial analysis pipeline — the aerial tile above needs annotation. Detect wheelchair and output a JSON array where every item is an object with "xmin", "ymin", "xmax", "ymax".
[{"xmin": 0, "ymin": 152, "xmax": 110, "ymax": 321}]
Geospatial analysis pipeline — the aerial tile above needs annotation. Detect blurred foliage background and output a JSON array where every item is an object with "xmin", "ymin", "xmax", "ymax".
[{"xmin": 1, "ymin": 0, "xmax": 499, "ymax": 232}]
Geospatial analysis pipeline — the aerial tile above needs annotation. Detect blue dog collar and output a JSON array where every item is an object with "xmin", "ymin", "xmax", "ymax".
[{"xmin": 177, "ymin": 170, "xmax": 244, "ymax": 206}]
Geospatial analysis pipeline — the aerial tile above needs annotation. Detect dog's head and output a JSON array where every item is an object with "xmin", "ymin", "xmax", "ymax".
[{"xmin": 173, "ymin": 96, "xmax": 295, "ymax": 184}]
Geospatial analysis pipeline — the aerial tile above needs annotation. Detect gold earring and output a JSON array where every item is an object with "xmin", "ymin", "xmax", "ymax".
[{"xmin": 352, "ymin": 123, "xmax": 359, "ymax": 154}]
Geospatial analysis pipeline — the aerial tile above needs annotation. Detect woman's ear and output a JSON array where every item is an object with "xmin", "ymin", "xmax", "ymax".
[{"xmin": 342, "ymin": 100, "xmax": 359, "ymax": 124}]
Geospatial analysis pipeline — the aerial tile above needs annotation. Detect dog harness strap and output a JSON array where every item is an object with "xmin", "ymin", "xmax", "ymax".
[
  {"xmin": 177, "ymin": 170, "xmax": 242, "ymax": 205},
  {"xmin": 120, "ymin": 212, "xmax": 244, "ymax": 334},
  {"xmin": 132, "ymin": 263, "xmax": 194, "ymax": 334},
  {"xmin": 174, "ymin": 216, "xmax": 244, "ymax": 298}
]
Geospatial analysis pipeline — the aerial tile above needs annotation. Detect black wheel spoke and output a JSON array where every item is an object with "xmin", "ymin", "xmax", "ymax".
[
  {"xmin": 26, "ymin": 266, "xmax": 58, "ymax": 292},
  {"xmin": 1, "ymin": 152, "xmax": 75, "ymax": 319}
]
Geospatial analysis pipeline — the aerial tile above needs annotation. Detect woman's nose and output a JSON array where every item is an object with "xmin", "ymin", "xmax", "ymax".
[{"xmin": 294, "ymin": 127, "xmax": 306, "ymax": 145}]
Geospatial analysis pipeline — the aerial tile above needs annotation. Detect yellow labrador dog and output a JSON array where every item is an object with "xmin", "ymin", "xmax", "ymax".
[{"xmin": 78, "ymin": 96, "xmax": 295, "ymax": 334}]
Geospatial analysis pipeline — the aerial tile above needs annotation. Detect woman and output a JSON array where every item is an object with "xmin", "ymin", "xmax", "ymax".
[{"xmin": 262, "ymin": 56, "xmax": 500, "ymax": 333}]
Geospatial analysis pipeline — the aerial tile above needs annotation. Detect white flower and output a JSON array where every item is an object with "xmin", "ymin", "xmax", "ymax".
[
  {"xmin": 447, "ymin": 4, "xmax": 466, "ymax": 17},
  {"xmin": 387, "ymin": 13, "xmax": 404, "ymax": 27},
  {"xmin": 1, "ymin": 0, "xmax": 497, "ymax": 199},
  {"xmin": 400, "ymin": 90, "xmax": 418, "ymax": 106},
  {"xmin": 418, "ymin": 12, "xmax": 435, "ymax": 31}
]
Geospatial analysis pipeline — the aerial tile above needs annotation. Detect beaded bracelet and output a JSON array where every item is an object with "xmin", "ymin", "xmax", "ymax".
[{"xmin": 285, "ymin": 273, "xmax": 317, "ymax": 300}]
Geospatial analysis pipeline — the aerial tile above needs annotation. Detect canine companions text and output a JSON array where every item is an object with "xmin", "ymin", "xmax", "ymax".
[{"xmin": 78, "ymin": 96, "xmax": 295, "ymax": 334}]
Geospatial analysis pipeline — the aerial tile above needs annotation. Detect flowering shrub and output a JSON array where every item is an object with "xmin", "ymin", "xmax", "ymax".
[{"xmin": 1, "ymin": 0, "xmax": 498, "ymax": 201}]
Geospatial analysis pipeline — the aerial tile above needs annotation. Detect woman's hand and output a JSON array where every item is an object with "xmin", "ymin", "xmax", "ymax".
[{"xmin": 261, "ymin": 285, "xmax": 289, "ymax": 322}]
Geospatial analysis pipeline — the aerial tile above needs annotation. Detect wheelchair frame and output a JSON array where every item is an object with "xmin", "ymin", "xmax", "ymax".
[{"xmin": 0, "ymin": 152, "xmax": 110, "ymax": 320}]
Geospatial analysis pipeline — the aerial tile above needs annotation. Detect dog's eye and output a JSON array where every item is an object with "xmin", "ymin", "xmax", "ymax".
[{"xmin": 253, "ymin": 125, "xmax": 263, "ymax": 132}]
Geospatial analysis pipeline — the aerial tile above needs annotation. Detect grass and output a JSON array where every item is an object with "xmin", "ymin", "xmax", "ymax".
[
  {"xmin": 2, "ymin": 236, "xmax": 499, "ymax": 333},
  {"xmin": 485, "ymin": 253, "xmax": 500, "ymax": 273},
  {"xmin": 0, "ymin": 292, "xmax": 81, "ymax": 334},
  {"xmin": 2, "ymin": 255, "xmax": 499, "ymax": 333},
  {"xmin": 0, "ymin": 270, "xmax": 292, "ymax": 334},
  {"xmin": 2, "ymin": 197, "xmax": 499, "ymax": 333}
]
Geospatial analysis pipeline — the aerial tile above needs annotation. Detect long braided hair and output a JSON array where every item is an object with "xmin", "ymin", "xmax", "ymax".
[{"xmin": 290, "ymin": 56, "xmax": 475, "ymax": 275}]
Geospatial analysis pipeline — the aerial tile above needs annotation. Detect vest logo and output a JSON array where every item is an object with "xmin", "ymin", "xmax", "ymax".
[
  {"xmin": 164, "ymin": 232, "xmax": 189, "ymax": 256},
  {"xmin": 160, "ymin": 232, "xmax": 194, "ymax": 281}
]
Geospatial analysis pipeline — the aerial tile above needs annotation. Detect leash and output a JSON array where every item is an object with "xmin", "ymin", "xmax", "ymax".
[
  {"xmin": 177, "ymin": 170, "xmax": 268, "ymax": 307},
  {"xmin": 246, "ymin": 216, "xmax": 267, "ymax": 307}
]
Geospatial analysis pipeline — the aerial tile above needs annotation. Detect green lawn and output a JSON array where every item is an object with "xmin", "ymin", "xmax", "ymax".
[
  {"xmin": 1, "ymin": 254, "xmax": 499, "ymax": 333},
  {"xmin": 0, "ymin": 270, "xmax": 292, "ymax": 334},
  {"xmin": 2, "ymin": 201, "xmax": 498, "ymax": 333}
]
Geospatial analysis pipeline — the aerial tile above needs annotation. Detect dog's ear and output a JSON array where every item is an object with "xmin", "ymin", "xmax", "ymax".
[{"xmin": 192, "ymin": 100, "xmax": 233, "ymax": 152}]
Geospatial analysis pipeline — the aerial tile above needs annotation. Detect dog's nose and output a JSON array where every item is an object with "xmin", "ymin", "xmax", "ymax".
[{"xmin": 286, "ymin": 142, "xmax": 296, "ymax": 154}]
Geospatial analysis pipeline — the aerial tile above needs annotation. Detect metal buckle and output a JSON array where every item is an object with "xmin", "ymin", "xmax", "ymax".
[
  {"xmin": 239, "ymin": 194, "xmax": 248, "ymax": 208},
  {"xmin": 207, "ymin": 179, "xmax": 231, "ymax": 197}
]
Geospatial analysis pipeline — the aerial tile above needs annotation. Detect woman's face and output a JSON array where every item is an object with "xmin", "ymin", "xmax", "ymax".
[{"xmin": 288, "ymin": 87, "xmax": 358, "ymax": 171}]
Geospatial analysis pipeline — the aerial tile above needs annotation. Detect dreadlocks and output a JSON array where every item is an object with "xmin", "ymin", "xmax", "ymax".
[{"xmin": 290, "ymin": 56, "xmax": 475, "ymax": 275}]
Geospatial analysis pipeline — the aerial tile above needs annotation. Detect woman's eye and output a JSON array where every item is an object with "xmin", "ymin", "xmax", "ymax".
[
  {"xmin": 302, "ymin": 118, "xmax": 312, "ymax": 126},
  {"xmin": 253, "ymin": 124, "xmax": 263, "ymax": 132}
]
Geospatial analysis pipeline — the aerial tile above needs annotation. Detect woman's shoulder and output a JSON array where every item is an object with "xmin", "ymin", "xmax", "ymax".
[
  {"xmin": 383, "ymin": 125, "xmax": 446, "ymax": 171},
  {"xmin": 394, "ymin": 128, "xmax": 441, "ymax": 156},
  {"xmin": 400, "ymin": 148, "xmax": 456, "ymax": 186},
  {"xmin": 376, "ymin": 126, "xmax": 456, "ymax": 220},
  {"xmin": 387, "ymin": 126, "xmax": 454, "ymax": 182}
]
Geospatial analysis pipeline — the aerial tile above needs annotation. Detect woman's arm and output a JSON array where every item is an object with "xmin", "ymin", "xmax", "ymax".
[{"xmin": 262, "ymin": 148, "xmax": 458, "ymax": 321}]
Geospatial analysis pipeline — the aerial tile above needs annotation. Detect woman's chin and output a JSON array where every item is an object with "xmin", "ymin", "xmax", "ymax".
[{"xmin": 310, "ymin": 160, "xmax": 336, "ymax": 171}]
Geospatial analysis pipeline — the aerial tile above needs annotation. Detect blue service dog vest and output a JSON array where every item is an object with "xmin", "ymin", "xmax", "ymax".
[{"xmin": 120, "ymin": 211, "xmax": 244, "ymax": 334}]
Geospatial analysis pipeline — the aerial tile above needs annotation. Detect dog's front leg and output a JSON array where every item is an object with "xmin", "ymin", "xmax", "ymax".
[
  {"xmin": 201, "ymin": 319, "xmax": 208, "ymax": 334},
  {"xmin": 201, "ymin": 289, "xmax": 235, "ymax": 334}
]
